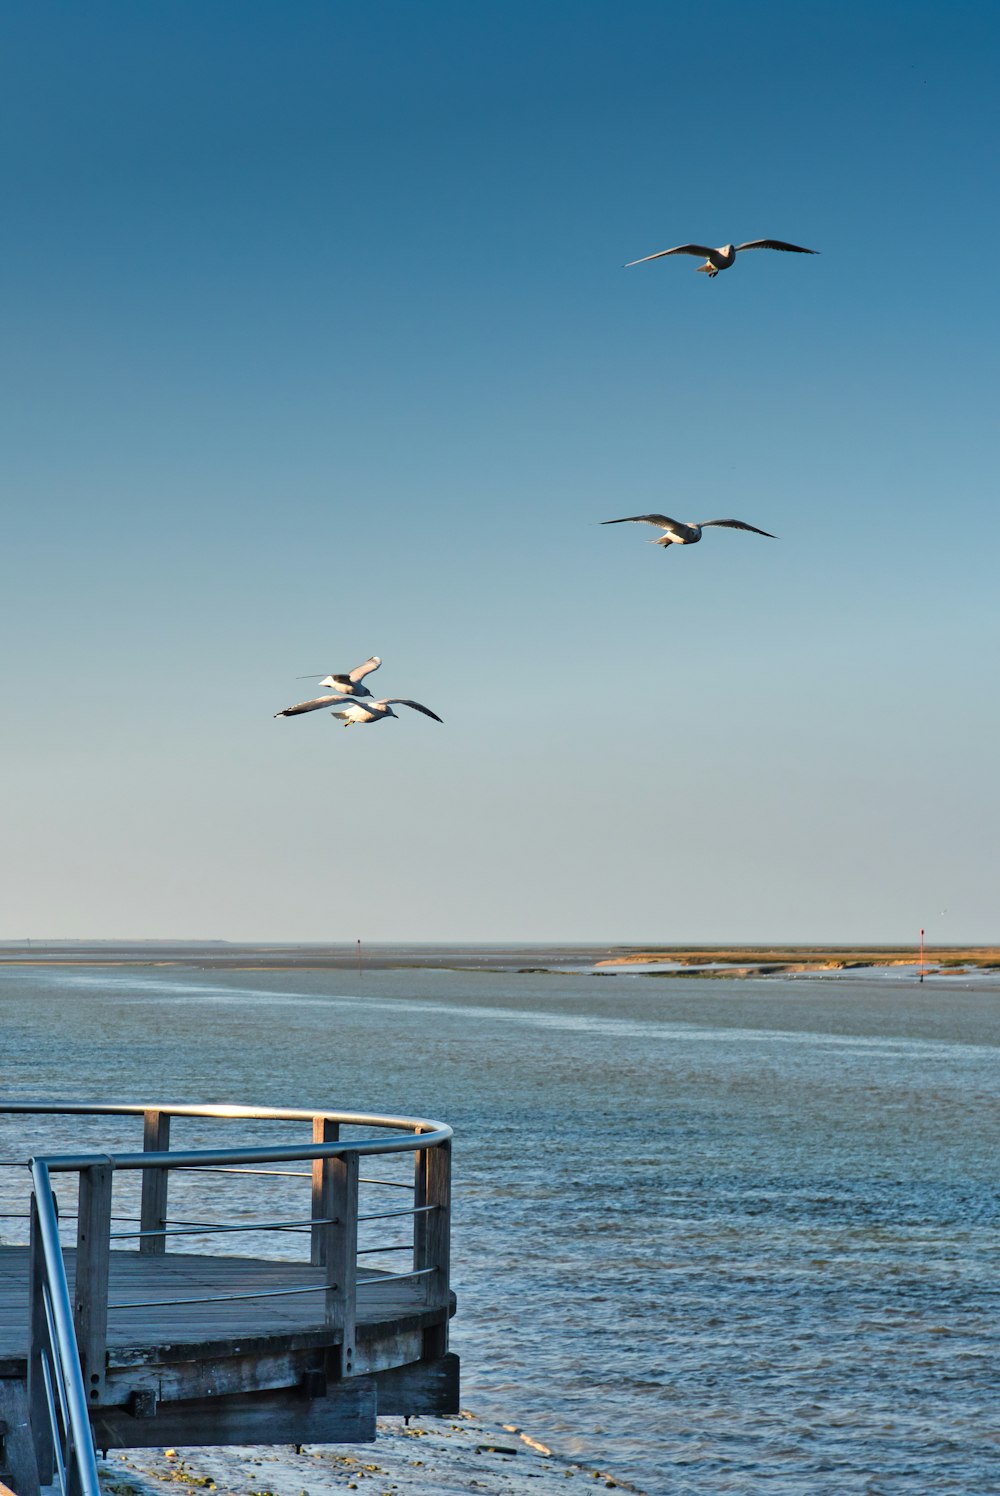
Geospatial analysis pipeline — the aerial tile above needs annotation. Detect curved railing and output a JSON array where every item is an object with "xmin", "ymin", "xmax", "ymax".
[{"xmin": 1, "ymin": 1102, "xmax": 453, "ymax": 1496}]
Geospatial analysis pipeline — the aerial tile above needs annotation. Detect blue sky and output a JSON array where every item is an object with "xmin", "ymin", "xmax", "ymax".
[{"xmin": 2, "ymin": 1, "xmax": 998, "ymax": 943}]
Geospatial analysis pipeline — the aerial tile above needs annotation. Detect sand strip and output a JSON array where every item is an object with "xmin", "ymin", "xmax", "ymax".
[{"xmin": 99, "ymin": 1410, "xmax": 649, "ymax": 1496}]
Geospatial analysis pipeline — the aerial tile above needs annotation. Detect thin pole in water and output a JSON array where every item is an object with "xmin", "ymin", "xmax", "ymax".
[
  {"xmin": 919, "ymin": 927, "xmax": 925, "ymax": 983},
  {"xmin": 357, "ymin": 938, "xmax": 364, "ymax": 978}
]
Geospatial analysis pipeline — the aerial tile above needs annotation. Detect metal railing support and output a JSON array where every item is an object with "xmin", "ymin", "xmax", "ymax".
[{"xmin": 139, "ymin": 1109, "xmax": 171, "ymax": 1255}]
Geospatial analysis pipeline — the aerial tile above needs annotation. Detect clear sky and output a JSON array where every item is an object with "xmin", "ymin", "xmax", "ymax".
[{"xmin": 2, "ymin": 1, "xmax": 998, "ymax": 944}]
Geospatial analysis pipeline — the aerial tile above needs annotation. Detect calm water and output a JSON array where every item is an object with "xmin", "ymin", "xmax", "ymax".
[{"xmin": 1, "ymin": 958, "xmax": 998, "ymax": 1494}]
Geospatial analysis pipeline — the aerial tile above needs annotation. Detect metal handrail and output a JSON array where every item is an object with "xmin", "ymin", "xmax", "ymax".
[
  {"xmin": 108, "ymin": 1215, "xmax": 333, "ymax": 1241},
  {"xmin": 36, "ymin": 1135, "xmax": 448, "ymax": 1170},
  {"xmin": 110, "ymin": 1282, "xmax": 333, "ymax": 1310},
  {"xmin": 29, "ymin": 1159, "xmax": 101, "ymax": 1496},
  {"xmin": 3, "ymin": 1099, "xmax": 446, "ymax": 1130}
]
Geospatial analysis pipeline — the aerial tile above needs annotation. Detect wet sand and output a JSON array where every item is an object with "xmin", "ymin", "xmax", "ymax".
[{"xmin": 101, "ymin": 1410, "xmax": 649, "ymax": 1495}]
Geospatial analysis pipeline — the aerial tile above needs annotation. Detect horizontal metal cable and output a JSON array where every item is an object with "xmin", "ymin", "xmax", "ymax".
[
  {"xmin": 109, "ymin": 1215, "xmax": 332, "ymax": 1241},
  {"xmin": 174, "ymin": 1165, "xmax": 311, "ymax": 1179},
  {"xmin": 109, "ymin": 1281, "xmax": 334, "ymax": 1311},
  {"xmin": 169, "ymin": 1167, "xmax": 413, "ymax": 1188},
  {"xmin": 357, "ymin": 1242, "xmax": 412, "ymax": 1255},
  {"xmin": 357, "ymin": 1204, "xmax": 435, "ymax": 1222},
  {"xmin": 357, "ymin": 1267, "xmax": 436, "ymax": 1284}
]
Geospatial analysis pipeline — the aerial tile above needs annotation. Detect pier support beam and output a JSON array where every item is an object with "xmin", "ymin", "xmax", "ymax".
[{"xmin": 0, "ymin": 1378, "xmax": 41, "ymax": 1496}]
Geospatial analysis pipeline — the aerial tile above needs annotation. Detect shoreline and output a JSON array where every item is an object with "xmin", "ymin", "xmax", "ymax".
[
  {"xmin": 1, "ymin": 941, "xmax": 998, "ymax": 980},
  {"xmin": 100, "ymin": 1409, "xmax": 650, "ymax": 1496}
]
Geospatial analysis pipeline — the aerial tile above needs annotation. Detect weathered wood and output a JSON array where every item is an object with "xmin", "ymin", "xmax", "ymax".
[
  {"xmin": 414, "ymin": 1139, "xmax": 451, "ymax": 1357},
  {"xmin": 107, "ymin": 1326, "xmax": 339, "ymax": 1371},
  {"xmin": 324, "ymin": 1153, "xmax": 358, "ymax": 1378},
  {"xmin": 73, "ymin": 1165, "xmax": 113, "ymax": 1407},
  {"xmin": 1, "ymin": 1249, "xmax": 453, "ymax": 1371},
  {"xmin": 0, "ymin": 1377, "xmax": 41, "ymax": 1496},
  {"xmin": 139, "ymin": 1111, "xmax": 171, "ymax": 1256},
  {"xmin": 25, "ymin": 1203, "xmax": 53, "ymax": 1489},
  {"xmin": 310, "ymin": 1117, "xmax": 340, "ymax": 1267},
  {"xmin": 352, "ymin": 1328, "xmax": 422, "ymax": 1377},
  {"xmin": 373, "ymin": 1352, "xmax": 460, "ymax": 1417},
  {"xmin": 103, "ymin": 1344, "xmax": 335, "ymax": 1406},
  {"xmin": 89, "ymin": 1378, "xmax": 377, "ymax": 1450}
]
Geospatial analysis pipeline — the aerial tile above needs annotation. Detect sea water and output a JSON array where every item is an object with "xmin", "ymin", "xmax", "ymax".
[{"xmin": 0, "ymin": 958, "xmax": 997, "ymax": 1494}]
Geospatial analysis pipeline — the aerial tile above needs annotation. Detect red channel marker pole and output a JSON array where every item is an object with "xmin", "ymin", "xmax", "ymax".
[{"xmin": 919, "ymin": 927, "xmax": 925, "ymax": 983}]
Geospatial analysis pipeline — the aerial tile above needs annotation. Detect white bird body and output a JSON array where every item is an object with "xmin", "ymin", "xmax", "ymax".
[
  {"xmin": 602, "ymin": 513, "xmax": 777, "ymax": 549},
  {"xmin": 296, "ymin": 655, "xmax": 382, "ymax": 698},
  {"xmin": 275, "ymin": 692, "xmax": 443, "ymax": 727},
  {"xmin": 625, "ymin": 238, "xmax": 818, "ymax": 277}
]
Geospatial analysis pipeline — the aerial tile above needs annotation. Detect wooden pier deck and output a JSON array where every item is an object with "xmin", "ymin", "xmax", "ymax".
[
  {"xmin": 0, "ymin": 1102, "xmax": 458, "ymax": 1496},
  {"xmin": 0, "ymin": 1246, "xmax": 453, "ymax": 1378}
]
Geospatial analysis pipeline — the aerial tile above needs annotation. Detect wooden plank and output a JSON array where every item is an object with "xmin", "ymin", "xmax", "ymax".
[
  {"xmin": 0, "ymin": 1376, "xmax": 41, "ymax": 1496},
  {"xmin": 107, "ymin": 1326, "xmax": 340, "ymax": 1371},
  {"xmin": 73, "ymin": 1165, "xmax": 113, "ymax": 1407},
  {"xmin": 373, "ymin": 1352, "xmax": 460, "ymax": 1417},
  {"xmin": 310, "ymin": 1117, "xmax": 339, "ymax": 1267},
  {"xmin": 89, "ymin": 1378, "xmax": 377, "ymax": 1450},
  {"xmin": 103, "ymin": 1344, "xmax": 333, "ymax": 1406},
  {"xmin": 139, "ymin": 1111, "xmax": 171, "ymax": 1256},
  {"xmin": 352, "ymin": 1328, "xmax": 422, "ymax": 1377}
]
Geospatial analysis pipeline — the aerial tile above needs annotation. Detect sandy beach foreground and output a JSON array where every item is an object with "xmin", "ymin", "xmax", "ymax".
[{"xmin": 99, "ymin": 1411, "xmax": 648, "ymax": 1496}]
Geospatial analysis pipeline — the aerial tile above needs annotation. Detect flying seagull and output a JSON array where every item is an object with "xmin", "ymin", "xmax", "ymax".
[
  {"xmin": 275, "ymin": 693, "xmax": 443, "ymax": 727},
  {"xmin": 295, "ymin": 654, "xmax": 381, "ymax": 698},
  {"xmin": 602, "ymin": 514, "xmax": 777, "ymax": 550},
  {"xmin": 625, "ymin": 239, "xmax": 818, "ymax": 277}
]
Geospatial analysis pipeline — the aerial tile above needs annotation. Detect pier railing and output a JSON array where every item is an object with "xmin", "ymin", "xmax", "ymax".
[{"xmin": 4, "ymin": 1102, "xmax": 452, "ymax": 1496}]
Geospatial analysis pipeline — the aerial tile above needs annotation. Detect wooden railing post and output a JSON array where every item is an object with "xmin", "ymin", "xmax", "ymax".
[
  {"xmin": 74, "ymin": 1164, "xmax": 113, "ymax": 1408},
  {"xmin": 139, "ymin": 1109, "xmax": 171, "ymax": 1255},
  {"xmin": 27, "ymin": 1195, "xmax": 56, "ymax": 1487},
  {"xmin": 413, "ymin": 1137, "xmax": 451, "ymax": 1357},
  {"xmin": 317, "ymin": 1151, "xmax": 358, "ymax": 1379},
  {"xmin": 311, "ymin": 1116, "xmax": 340, "ymax": 1267}
]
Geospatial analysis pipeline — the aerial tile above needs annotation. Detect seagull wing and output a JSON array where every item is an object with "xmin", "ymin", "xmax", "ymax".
[
  {"xmin": 734, "ymin": 240, "xmax": 818, "ymax": 255},
  {"xmin": 275, "ymin": 693, "xmax": 355, "ymax": 718},
  {"xmin": 349, "ymin": 655, "xmax": 381, "ymax": 684},
  {"xmin": 381, "ymin": 699, "xmax": 443, "ymax": 723},
  {"xmin": 698, "ymin": 519, "xmax": 777, "ymax": 537},
  {"xmin": 601, "ymin": 513, "xmax": 682, "ymax": 530},
  {"xmin": 624, "ymin": 244, "xmax": 715, "ymax": 267}
]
